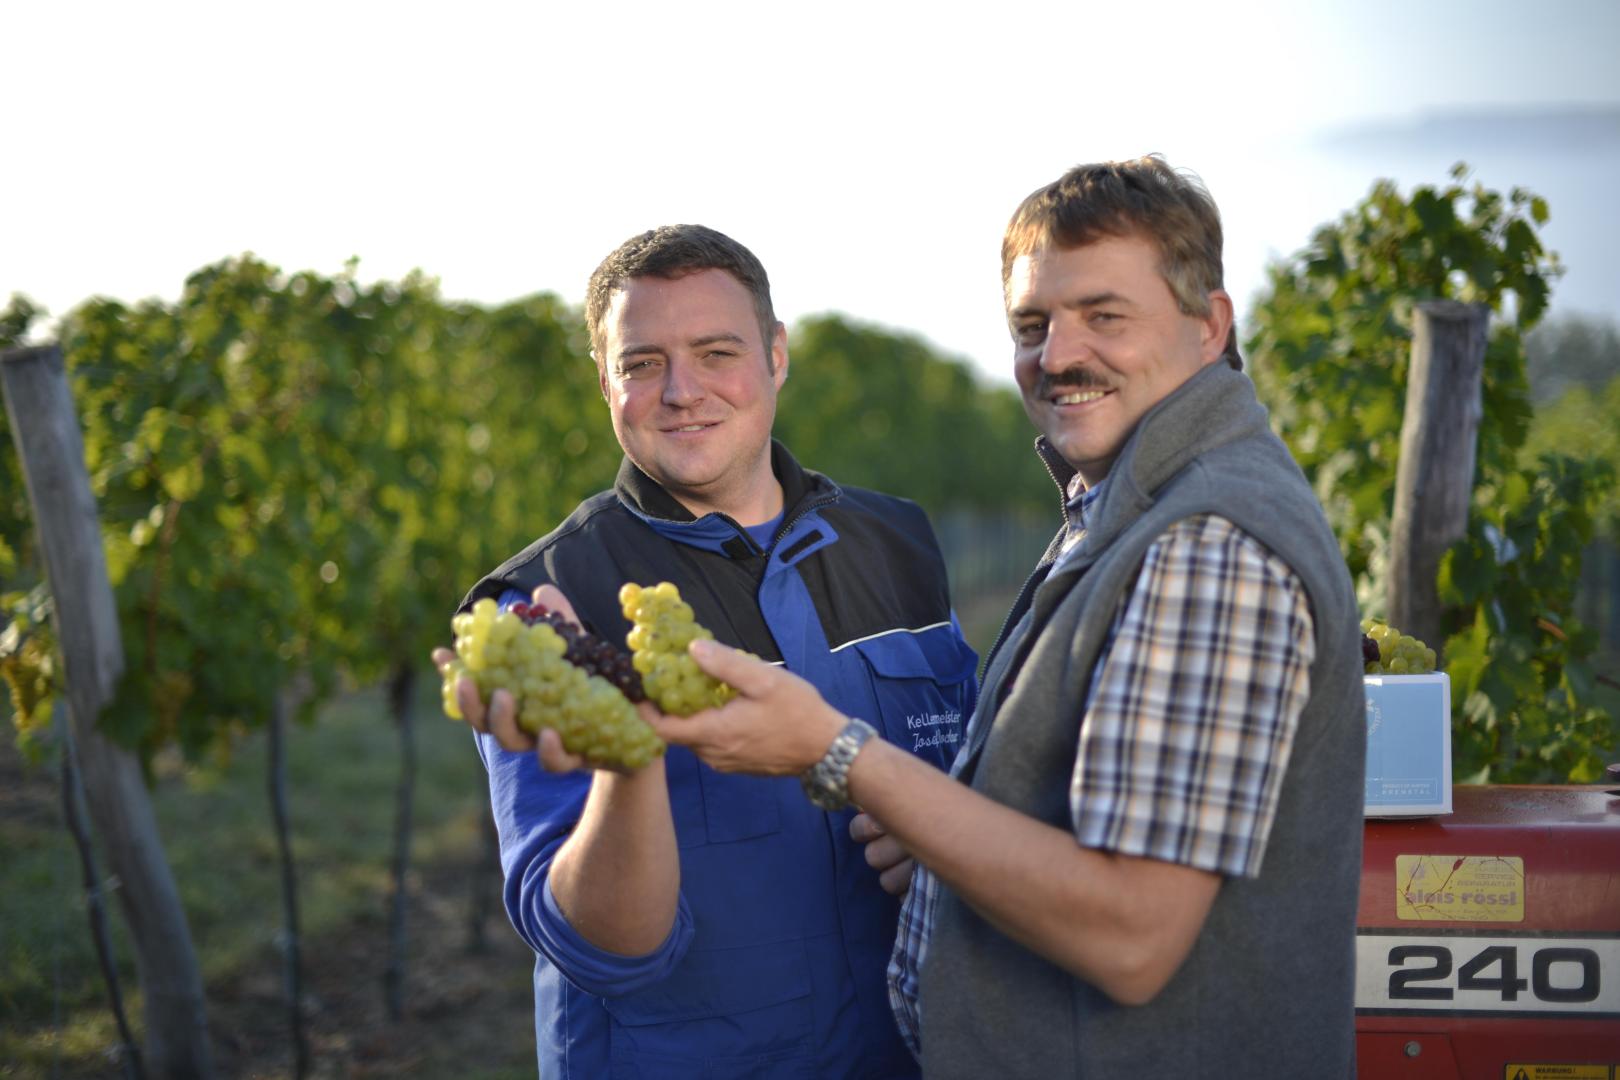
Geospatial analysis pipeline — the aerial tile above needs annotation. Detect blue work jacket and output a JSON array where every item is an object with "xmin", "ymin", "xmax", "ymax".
[{"xmin": 463, "ymin": 444, "xmax": 977, "ymax": 1078}]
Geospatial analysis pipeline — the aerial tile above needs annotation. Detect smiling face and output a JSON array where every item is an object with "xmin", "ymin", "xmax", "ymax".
[
  {"xmin": 598, "ymin": 268, "xmax": 788, "ymax": 523},
  {"xmin": 1007, "ymin": 233, "xmax": 1233, "ymax": 488}
]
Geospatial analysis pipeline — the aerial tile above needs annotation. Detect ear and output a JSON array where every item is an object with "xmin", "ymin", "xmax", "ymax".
[
  {"xmin": 1198, "ymin": 289, "xmax": 1235, "ymax": 368},
  {"xmin": 596, "ymin": 353, "xmax": 610, "ymax": 401},
  {"xmin": 769, "ymin": 322, "xmax": 789, "ymax": 389}
]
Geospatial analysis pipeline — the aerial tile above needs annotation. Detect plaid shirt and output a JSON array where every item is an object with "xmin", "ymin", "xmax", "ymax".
[{"xmin": 886, "ymin": 480, "xmax": 1316, "ymax": 1056}]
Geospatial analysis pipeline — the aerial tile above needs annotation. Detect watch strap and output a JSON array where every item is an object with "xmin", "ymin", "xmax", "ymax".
[{"xmin": 800, "ymin": 718, "xmax": 878, "ymax": 811}]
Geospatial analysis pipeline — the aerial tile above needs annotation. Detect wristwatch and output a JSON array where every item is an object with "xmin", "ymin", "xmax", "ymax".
[{"xmin": 800, "ymin": 718, "xmax": 878, "ymax": 811}]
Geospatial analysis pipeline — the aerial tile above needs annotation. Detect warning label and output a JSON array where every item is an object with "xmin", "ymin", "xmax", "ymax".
[
  {"xmin": 1397, "ymin": 854, "xmax": 1525, "ymax": 922},
  {"xmin": 1503, "ymin": 1066, "xmax": 1613, "ymax": 1079}
]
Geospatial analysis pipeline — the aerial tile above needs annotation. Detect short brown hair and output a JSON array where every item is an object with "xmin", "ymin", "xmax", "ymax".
[
  {"xmin": 585, "ymin": 224, "xmax": 777, "ymax": 364},
  {"xmin": 1002, "ymin": 155, "xmax": 1241, "ymax": 369}
]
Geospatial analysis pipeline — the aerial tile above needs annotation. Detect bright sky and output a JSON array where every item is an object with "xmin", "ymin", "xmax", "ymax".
[{"xmin": 6, "ymin": 0, "xmax": 1618, "ymax": 385}]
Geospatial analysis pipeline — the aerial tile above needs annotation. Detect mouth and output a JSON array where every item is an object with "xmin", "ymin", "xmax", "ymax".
[
  {"xmin": 662, "ymin": 421, "xmax": 720, "ymax": 434},
  {"xmin": 1050, "ymin": 389, "xmax": 1110, "ymax": 406}
]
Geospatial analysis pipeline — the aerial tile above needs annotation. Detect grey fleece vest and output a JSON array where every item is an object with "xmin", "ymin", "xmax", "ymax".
[{"xmin": 919, "ymin": 363, "xmax": 1364, "ymax": 1079}]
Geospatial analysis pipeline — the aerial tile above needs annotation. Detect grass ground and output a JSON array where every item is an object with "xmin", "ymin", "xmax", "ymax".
[{"xmin": 0, "ymin": 685, "xmax": 538, "ymax": 1079}]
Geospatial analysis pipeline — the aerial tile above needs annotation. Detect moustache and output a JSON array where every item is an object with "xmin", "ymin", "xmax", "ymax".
[{"xmin": 1036, "ymin": 368, "xmax": 1116, "ymax": 397}]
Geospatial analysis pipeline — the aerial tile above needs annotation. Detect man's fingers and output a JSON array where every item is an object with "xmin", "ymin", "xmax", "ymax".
[
  {"xmin": 532, "ymin": 584, "xmax": 580, "ymax": 626},
  {"xmin": 645, "ymin": 710, "xmax": 707, "ymax": 750},
  {"xmin": 687, "ymin": 639, "xmax": 780, "ymax": 699},
  {"xmin": 850, "ymin": 812, "xmax": 886, "ymax": 844},
  {"xmin": 431, "ymin": 646, "xmax": 455, "ymax": 673},
  {"xmin": 535, "ymin": 727, "xmax": 586, "ymax": 773},
  {"xmin": 863, "ymin": 834, "xmax": 909, "ymax": 873},
  {"xmin": 455, "ymin": 674, "xmax": 487, "ymax": 730},
  {"xmin": 484, "ymin": 688, "xmax": 536, "ymax": 753},
  {"xmin": 878, "ymin": 858, "xmax": 915, "ymax": 897}
]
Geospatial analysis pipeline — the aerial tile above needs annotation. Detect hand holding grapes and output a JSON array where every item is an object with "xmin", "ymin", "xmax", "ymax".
[
  {"xmin": 650, "ymin": 638, "xmax": 848, "ymax": 778},
  {"xmin": 432, "ymin": 584, "xmax": 663, "ymax": 774}
]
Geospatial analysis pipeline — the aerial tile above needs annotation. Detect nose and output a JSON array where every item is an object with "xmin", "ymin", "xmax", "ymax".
[
  {"xmin": 1037, "ymin": 315, "xmax": 1091, "ymax": 373},
  {"xmin": 660, "ymin": 358, "xmax": 704, "ymax": 407}
]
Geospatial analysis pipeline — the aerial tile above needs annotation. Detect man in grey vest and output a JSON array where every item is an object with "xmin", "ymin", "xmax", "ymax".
[{"xmin": 653, "ymin": 156, "xmax": 1365, "ymax": 1076}]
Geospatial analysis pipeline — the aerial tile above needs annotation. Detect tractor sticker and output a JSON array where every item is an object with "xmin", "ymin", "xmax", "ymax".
[{"xmin": 1397, "ymin": 854, "xmax": 1525, "ymax": 922}]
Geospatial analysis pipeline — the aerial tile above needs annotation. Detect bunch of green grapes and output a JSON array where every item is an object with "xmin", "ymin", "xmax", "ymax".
[
  {"xmin": 441, "ymin": 598, "xmax": 664, "ymax": 770},
  {"xmin": 1, "ymin": 631, "xmax": 56, "ymax": 737},
  {"xmin": 619, "ymin": 582, "xmax": 740, "ymax": 716},
  {"xmin": 1360, "ymin": 619, "xmax": 1438, "ymax": 675}
]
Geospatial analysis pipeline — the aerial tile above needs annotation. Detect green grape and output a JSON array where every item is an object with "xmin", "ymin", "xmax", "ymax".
[
  {"xmin": 619, "ymin": 581, "xmax": 742, "ymax": 715},
  {"xmin": 1, "ymin": 633, "xmax": 56, "ymax": 737},
  {"xmin": 440, "ymin": 598, "xmax": 664, "ymax": 770},
  {"xmin": 1359, "ymin": 619, "xmax": 1437, "ymax": 675},
  {"xmin": 441, "ymin": 657, "xmax": 469, "ymax": 720}
]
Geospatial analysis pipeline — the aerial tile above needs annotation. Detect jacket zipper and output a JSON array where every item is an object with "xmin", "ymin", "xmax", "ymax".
[{"xmin": 979, "ymin": 446, "xmax": 1072, "ymax": 676}]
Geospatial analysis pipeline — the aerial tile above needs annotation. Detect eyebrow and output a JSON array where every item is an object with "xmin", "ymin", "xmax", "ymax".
[
  {"xmin": 1009, "ymin": 291, "xmax": 1134, "ymax": 321},
  {"xmin": 1064, "ymin": 290, "xmax": 1133, "ymax": 311},
  {"xmin": 688, "ymin": 332, "xmax": 748, "ymax": 349}
]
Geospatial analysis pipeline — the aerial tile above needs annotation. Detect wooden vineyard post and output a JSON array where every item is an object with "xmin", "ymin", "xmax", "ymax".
[
  {"xmin": 1, "ymin": 344, "xmax": 216, "ymax": 1079},
  {"xmin": 1387, "ymin": 301, "xmax": 1490, "ymax": 660}
]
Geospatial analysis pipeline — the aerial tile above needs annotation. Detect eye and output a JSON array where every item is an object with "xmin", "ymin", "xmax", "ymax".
[
  {"xmin": 618, "ymin": 359, "xmax": 659, "ymax": 378},
  {"xmin": 1089, "ymin": 311, "xmax": 1122, "ymax": 326},
  {"xmin": 1012, "ymin": 320, "xmax": 1047, "ymax": 346}
]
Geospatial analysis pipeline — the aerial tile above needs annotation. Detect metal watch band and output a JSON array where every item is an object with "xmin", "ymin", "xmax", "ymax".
[{"xmin": 800, "ymin": 718, "xmax": 878, "ymax": 811}]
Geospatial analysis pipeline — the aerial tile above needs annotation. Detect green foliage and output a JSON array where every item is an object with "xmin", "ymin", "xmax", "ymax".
[
  {"xmin": 1522, "ymin": 334, "xmax": 1620, "ymax": 686},
  {"xmin": 1440, "ymin": 455, "xmax": 1615, "ymax": 781},
  {"xmin": 1249, "ymin": 164, "xmax": 1616, "ymax": 782},
  {"xmin": 777, "ymin": 314, "xmax": 1050, "ymax": 517},
  {"xmin": 1, "ymin": 256, "xmax": 609, "ymax": 765},
  {"xmin": 0, "ymin": 297, "xmax": 43, "ymax": 585},
  {"xmin": 1523, "ymin": 360, "xmax": 1620, "ymax": 539},
  {"xmin": 1248, "ymin": 164, "xmax": 1556, "ymax": 589},
  {"xmin": 0, "ymin": 585, "xmax": 56, "ymax": 762},
  {"xmin": 1, "ymin": 265, "xmax": 1051, "ymax": 769},
  {"xmin": 2, "ymin": 297, "xmax": 55, "ymax": 762},
  {"xmin": 1, "ymin": 293, "xmax": 43, "ymax": 349}
]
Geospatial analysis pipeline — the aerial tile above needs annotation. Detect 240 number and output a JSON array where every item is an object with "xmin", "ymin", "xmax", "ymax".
[{"xmin": 1389, "ymin": 944, "xmax": 1600, "ymax": 1003}]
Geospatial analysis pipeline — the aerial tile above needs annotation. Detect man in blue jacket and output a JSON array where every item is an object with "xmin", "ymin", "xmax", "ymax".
[{"xmin": 438, "ymin": 224, "xmax": 978, "ymax": 1078}]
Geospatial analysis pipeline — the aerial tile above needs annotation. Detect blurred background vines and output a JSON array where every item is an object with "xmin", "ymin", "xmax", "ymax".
[{"xmin": 1248, "ymin": 164, "xmax": 1620, "ymax": 783}]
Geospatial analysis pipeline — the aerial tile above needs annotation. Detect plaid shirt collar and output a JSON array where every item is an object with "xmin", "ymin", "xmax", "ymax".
[{"xmin": 1061, "ymin": 474, "xmax": 1108, "ymax": 554}]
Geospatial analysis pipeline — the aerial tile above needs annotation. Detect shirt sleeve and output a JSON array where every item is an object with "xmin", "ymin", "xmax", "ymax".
[
  {"xmin": 1070, "ymin": 515, "xmax": 1315, "ymax": 878},
  {"xmin": 476, "ymin": 589, "xmax": 695, "ymax": 997}
]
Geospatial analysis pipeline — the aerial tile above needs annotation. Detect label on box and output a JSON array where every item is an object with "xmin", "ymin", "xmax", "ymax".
[
  {"xmin": 1396, "ymin": 854, "xmax": 1525, "ymax": 922},
  {"xmin": 1365, "ymin": 674, "xmax": 1452, "ymax": 816}
]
